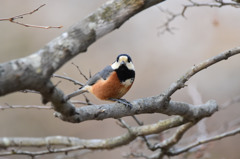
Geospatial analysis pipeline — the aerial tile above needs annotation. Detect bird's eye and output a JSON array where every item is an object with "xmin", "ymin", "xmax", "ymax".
[{"xmin": 127, "ymin": 56, "xmax": 132, "ymax": 63}]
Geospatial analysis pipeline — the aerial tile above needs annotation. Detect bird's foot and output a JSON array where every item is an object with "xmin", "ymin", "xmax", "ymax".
[{"xmin": 109, "ymin": 98, "xmax": 133, "ymax": 109}]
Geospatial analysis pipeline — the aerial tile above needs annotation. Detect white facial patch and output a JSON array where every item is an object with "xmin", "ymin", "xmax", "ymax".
[
  {"xmin": 126, "ymin": 62, "xmax": 135, "ymax": 70},
  {"xmin": 122, "ymin": 78, "xmax": 134, "ymax": 87},
  {"xmin": 111, "ymin": 61, "xmax": 120, "ymax": 70}
]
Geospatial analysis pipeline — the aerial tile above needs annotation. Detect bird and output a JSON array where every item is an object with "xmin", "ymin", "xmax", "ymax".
[{"xmin": 65, "ymin": 54, "xmax": 135, "ymax": 108}]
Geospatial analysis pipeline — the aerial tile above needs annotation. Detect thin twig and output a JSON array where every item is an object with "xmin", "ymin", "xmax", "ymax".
[
  {"xmin": 168, "ymin": 127, "xmax": 240, "ymax": 155},
  {"xmin": 132, "ymin": 115, "xmax": 143, "ymax": 125},
  {"xmin": 72, "ymin": 62, "xmax": 89, "ymax": 81},
  {"xmin": 1, "ymin": 4, "xmax": 46, "ymax": 21},
  {"xmin": 52, "ymin": 74, "xmax": 84, "ymax": 86},
  {"xmin": 89, "ymin": 69, "xmax": 92, "ymax": 79},
  {"xmin": 131, "ymin": 115, "xmax": 154, "ymax": 150},
  {"xmin": 118, "ymin": 118, "xmax": 132, "ymax": 131},
  {"xmin": 0, "ymin": 4, "xmax": 63, "ymax": 29},
  {"xmin": 162, "ymin": 47, "xmax": 240, "ymax": 101},
  {"xmin": 158, "ymin": 0, "xmax": 240, "ymax": 34},
  {"xmin": 82, "ymin": 94, "xmax": 93, "ymax": 105},
  {"xmin": 183, "ymin": 0, "xmax": 240, "ymax": 15},
  {"xmin": 0, "ymin": 101, "xmax": 91, "ymax": 110},
  {"xmin": 157, "ymin": 6, "xmax": 182, "ymax": 34},
  {"xmin": 0, "ymin": 104, "xmax": 52, "ymax": 110}
]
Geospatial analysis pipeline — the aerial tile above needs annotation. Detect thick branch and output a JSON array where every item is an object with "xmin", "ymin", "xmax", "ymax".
[
  {"xmin": 0, "ymin": 116, "xmax": 185, "ymax": 150},
  {"xmin": 55, "ymin": 99, "xmax": 217, "ymax": 123}
]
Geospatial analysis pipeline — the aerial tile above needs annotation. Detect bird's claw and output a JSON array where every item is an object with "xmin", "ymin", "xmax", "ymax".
[{"xmin": 109, "ymin": 98, "xmax": 133, "ymax": 109}]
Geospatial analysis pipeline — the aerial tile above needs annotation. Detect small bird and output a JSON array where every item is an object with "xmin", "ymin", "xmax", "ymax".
[{"xmin": 66, "ymin": 54, "xmax": 135, "ymax": 108}]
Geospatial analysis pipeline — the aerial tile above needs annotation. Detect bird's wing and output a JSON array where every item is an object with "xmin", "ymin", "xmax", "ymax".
[{"xmin": 85, "ymin": 65, "xmax": 113, "ymax": 86}]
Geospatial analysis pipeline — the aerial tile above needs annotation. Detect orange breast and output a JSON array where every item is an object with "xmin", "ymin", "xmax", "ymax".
[{"xmin": 89, "ymin": 71, "xmax": 132, "ymax": 100}]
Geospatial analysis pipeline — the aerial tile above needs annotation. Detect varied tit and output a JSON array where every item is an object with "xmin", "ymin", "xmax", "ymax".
[{"xmin": 66, "ymin": 54, "xmax": 135, "ymax": 108}]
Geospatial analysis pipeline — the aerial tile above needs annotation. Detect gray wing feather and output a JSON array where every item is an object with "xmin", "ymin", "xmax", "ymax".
[{"xmin": 85, "ymin": 65, "xmax": 113, "ymax": 86}]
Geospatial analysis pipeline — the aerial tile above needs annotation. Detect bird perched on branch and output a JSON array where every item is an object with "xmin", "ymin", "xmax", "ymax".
[{"xmin": 65, "ymin": 54, "xmax": 135, "ymax": 108}]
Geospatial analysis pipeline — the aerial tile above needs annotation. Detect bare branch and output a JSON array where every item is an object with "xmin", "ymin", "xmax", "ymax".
[
  {"xmin": 118, "ymin": 118, "xmax": 132, "ymax": 131},
  {"xmin": 168, "ymin": 127, "xmax": 240, "ymax": 156},
  {"xmin": 155, "ymin": 122, "xmax": 196, "ymax": 150},
  {"xmin": 157, "ymin": 7, "xmax": 182, "ymax": 34},
  {"xmin": 71, "ymin": 62, "xmax": 89, "ymax": 81},
  {"xmin": 162, "ymin": 46, "xmax": 240, "ymax": 100},
  {"xmin": 0, "ymin": 116, "xmax": 186, "ymax": 157},
  {"xmin": 0, "ymin": 146, "xmax": 85, "ymax": 158},
  {"xmin": 136, "ymin": 122, "xmax": 197, "ymax": 159},
  {"xmin": 159, "ymin": 0, "xmax": 240, "ymax": 33},
  {"xmin": 52, "ymin": 74, "xmax": 84, "ymax": 86},
  {"xmin": 183, "ymin": 0, "xmax": 240, "ymax": 14},
  {"xmin": 0, "ymin": 4, "xmax": 46, "ymax": 21},
  {"xmin": 0, "ymin": 4, "xmax": 63, "ymax": 29},
  {"xmin": 54, "ymin": 100, "xmax": 217, "ymax": 123},
  {"xmin": 0, "ymin": 104, "xmax": 52, "ymax": 110},
  {"xmin": 82, "ymin": 94, "xmax": 93, "ymax": 105}
]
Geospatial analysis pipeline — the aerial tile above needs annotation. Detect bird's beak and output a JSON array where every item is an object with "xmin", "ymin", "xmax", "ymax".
[{"xmin": 120, "ymin": 61, "xmax": 126, "ymax": 65}]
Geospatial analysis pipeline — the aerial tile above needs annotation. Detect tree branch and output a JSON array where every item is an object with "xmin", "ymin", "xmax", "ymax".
[
  {"xmin": 155, "ymin": 122, "xmax": 196, "ymax": 150},
  {"xmin": 0, "ymin": 104, "xmax": 52, "ymax": 110},
  {"xmin": 0, "ymin": 4, "xmax": 63, "ymax": 29},
  {"xmin": 0, "ymin": 116, "xmax": 185, "ymax": 156},
  {"xmin": 162, "ymin": 46, "xmax": 240, "ymax": 99},
  {"xmin": 54, "ymin": 100, "xmax": 217, "ymax": 123},
  {"xmin": 52, "ymin": 74, "xmax": 83, "ymax": 86},
  {"xmin": 158, "ymin": 0, "xmax": 240, "ymax": 33},
  {"xmin": 168, "ymin": 127, "xmax": 240, "ymax": 156}
]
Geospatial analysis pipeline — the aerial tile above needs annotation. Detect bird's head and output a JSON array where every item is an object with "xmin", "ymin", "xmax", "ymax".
[{"xmin": 111, "ymin": 54, "xmax": 135, "ymax": 71}]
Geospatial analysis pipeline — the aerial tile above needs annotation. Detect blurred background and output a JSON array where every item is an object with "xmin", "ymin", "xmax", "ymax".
[{"xmin": 1, "ymin": 0, "xmax": 240, "ymax": 158}]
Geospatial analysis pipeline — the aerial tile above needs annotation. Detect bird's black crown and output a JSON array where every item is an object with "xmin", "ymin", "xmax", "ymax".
[{"xmin": 116, "ymin": 54, "xmax": 132, "ymax": 63}]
